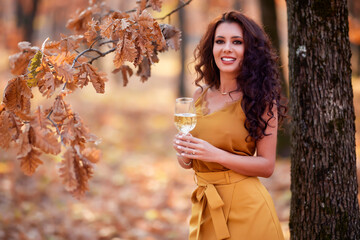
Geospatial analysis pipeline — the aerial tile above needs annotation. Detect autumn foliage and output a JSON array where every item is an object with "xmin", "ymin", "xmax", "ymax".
[{"xmin": 0, "ymin": 0, "xmax": 181, "ymax": 197}]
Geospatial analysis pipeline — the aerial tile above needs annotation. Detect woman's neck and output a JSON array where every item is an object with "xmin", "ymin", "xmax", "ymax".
[{"xmin": 218, "ymin": 72, "xmax": 238, "ymax": 94}]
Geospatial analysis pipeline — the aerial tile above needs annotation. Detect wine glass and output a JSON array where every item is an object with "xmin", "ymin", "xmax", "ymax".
[{"xmin": 174, "ymin": 97, "xmax": 197, "ymax": 134}]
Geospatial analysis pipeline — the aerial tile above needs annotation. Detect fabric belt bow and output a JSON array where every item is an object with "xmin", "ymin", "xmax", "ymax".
[{"xmin": 191, "ymin": 177, "xmax": 230, "ymax": 240}]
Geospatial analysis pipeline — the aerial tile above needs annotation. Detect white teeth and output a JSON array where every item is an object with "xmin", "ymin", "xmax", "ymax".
[{"xmin": 221, "ymin": 57, "xmax": 235, "ymax": 61}]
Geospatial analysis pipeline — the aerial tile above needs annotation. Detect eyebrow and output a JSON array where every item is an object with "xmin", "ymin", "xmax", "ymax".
[{"xmin": 215, "ymin": 35, "xmax": 243, "ymax": 39}]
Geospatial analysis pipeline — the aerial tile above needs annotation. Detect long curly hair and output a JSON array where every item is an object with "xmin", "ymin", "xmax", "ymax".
[{"xmin": 194, "ymin": 11, "xmax": 287, "ymax": 141}]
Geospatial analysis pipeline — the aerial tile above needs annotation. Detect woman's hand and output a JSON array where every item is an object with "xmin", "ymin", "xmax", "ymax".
[
  {"xmin": 173, "ymin": 133, "xmax": 224, "ymax": 163},
  {"xmin": 173, "ymin": 133, "xmax": 193, "ymax": 169}
]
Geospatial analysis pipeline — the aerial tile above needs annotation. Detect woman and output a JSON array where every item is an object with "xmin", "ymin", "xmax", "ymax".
[{"xmin": 173, "ymin": 11, "xmax": 287, "ymax": 240}]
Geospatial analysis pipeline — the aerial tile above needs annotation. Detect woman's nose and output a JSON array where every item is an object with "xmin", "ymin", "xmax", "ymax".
[{"xmin": 223, "ymin": 42, "xmax": 232, "ymax": 52}]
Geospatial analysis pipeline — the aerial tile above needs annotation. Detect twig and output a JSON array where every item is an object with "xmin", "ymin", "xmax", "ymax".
[
  {"xmin": 89, "ymin": 36, "xmax": 101, "ymax": 49},
  {"xmin": 46, "ymin": 109, "xmax": 65, "ymax": 146},
  {"xmin": 88, "ymin": 48, "xmax": 116, "ymax": 64},
  {"xmin": 156, "ymin": 0, "xmax": 193, "ymax": 21},
  {"xmin": 125, "ymin": 4, "xmax": 152, "ymax": 13},
  {"xmin": 99, "ymin": 40, "xmax": 118, "ymax": 46}
]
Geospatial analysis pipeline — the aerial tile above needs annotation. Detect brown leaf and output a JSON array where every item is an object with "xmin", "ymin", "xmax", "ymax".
[
  {"xmin": 38, "ymin": 72, "xmax": 62, "ymax": 98},
  {"xmin": 160, "ymin": 24, "xmax": 181, "ymax": 51},
  {"xmin": 137, "ymin": 10, "xmax": 154, "ymax": 29},
  {"xmin": 59, "ymin": 34, "xmax": 85, "ymax": 53},
  {"xmin": 18, "ymin": 148, "xmax": 43, "ymax": 176},
  {"xmin": 66, "ymin": 7, "xmax": 94, "ymax": 33},
  {"xmin": 82, "ymin": 63, "xmax": 107, "ymax": 93},
  {"xmin": 71, "ymin": 156, "xmax": 93, "ymax": 198},
  {"xmin": 3, "ymin": 77, "xmax": 33, "ymax": 114},
  {"xmin": 82, "ymin": 148, "xmax": 101, "ymax": 163},
  {"xmin": 139, "ymin": 0, "xmax": 147, "ymax": 12},
  {"xmin": 113, "ymin": 36, "xmax": 138, "ymax": 68},
  {"xmin": 43, "ymin": 40, "xmax": 61, "ymax": 55},
  {"xmin": 52, "ymin": 94, "xmax": 72, "ymax": 124},
  {"xmin": 17, "ymin": 127, "xmax": 32, "ymax": 158},
  {"xmin": 9, "ymin": 42, "xmax": 39, "ymax": 75},
  {"xmin": 61, "ymin": 113, "xmax": 99, "ymax": 145},
  {"xmin": 136, "ymin": 57, "xmax": 151, "ymax": 82},
  {"xmin": 32, "ymin": 126, "xmax": 61, "ymax": 155},
  {"xmin": 153, "ymin": 21, "xmax": 167, "ymax": 52},
  {"xmin": 0, "ymin": 103, "xmax": 5, "ymax": 113},
  {"xmin": 113, "ymin": 65, "xmax": 133, "ymax": 86},
  {"xmin": 0, "ymin": 111, "xmax": 14, "ymax": 149},
  {"xmin": 149, "ymin": 0, "xmax": 163, "ymax": 12},
  {"xmin": 31, "ymin": 106, "xmax": 50, "ymax": 129},
  {"xmin": 59, "ymin": 148, "xmax": 78, "ymax": 192},
  {"xmin": 84, "ymin": 19, "xmax": 100, "ymax": 44},
  {"xmin": 7, "ymin": 111, "xmax": 24, "ymax": 140},
  {"xmin": 100, "ymin": 17, "xmax": 116, "ymax": 39}
]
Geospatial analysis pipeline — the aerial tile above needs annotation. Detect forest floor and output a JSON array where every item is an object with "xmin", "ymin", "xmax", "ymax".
[{"xmin": 1, "ymin": 65, "xmax": 359, "ymax": 239}]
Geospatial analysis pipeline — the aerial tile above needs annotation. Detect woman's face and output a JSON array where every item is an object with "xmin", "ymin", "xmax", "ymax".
[{"xmin": 213, "ymin": 22, "xmax": 245, "ymax": 78}]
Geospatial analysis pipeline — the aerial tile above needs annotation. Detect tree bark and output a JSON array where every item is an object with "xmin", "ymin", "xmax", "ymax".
[
  {"xmin": 287, "ymin": 0, "xmax": 360, "ymax": 239},
  {"xmin": 178, "ymin": 0, "xmax": 187, "ymax": 97}
]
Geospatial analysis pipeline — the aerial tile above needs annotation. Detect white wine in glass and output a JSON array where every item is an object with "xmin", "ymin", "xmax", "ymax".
[{"xmin": 174, "ymin": 97, "xmax": 197, "ymax": 134}]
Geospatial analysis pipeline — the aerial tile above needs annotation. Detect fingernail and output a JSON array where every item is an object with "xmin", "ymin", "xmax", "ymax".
[
  {"xmin": 176, "ymin": 140, "xmax": 180, "ymax": 144},
  {"xmin": 177, "ymin": 146, "xmax": 181, "ymax": 149}
]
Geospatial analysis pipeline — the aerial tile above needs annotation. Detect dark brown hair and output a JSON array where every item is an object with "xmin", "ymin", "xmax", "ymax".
[{"xmin": 194, "ymin": 11, "xmax": 287, "ymax": 141}]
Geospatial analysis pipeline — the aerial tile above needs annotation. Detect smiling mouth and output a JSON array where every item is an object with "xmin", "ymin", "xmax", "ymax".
[{"xmin": 221, "ymin": 57, "xmax": 236, "ymax": 62}]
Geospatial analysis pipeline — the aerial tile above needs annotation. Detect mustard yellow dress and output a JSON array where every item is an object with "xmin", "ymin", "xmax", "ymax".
[{"xmin": 188, "ymin": 87, "xmax": 284, "ymax": 240}]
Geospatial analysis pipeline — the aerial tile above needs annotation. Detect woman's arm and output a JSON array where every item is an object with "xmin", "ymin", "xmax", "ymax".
[{"xmin": 174, "ymin": 106, "xmax": 278, "ymax": 178}]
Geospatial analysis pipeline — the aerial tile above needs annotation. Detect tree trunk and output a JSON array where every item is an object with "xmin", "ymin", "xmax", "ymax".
[
  {"xmin": 233, "ymin": 0, "xmax": 241, "ymax": 10},
  {"xmin": 178, "ymin": 0, "xmax": 187, "ymax": 97},
  {"xmin": 287, "ymin": 0, "xmax": 360, "ymax": 239},
  {"xmin": 16, "ymin": 0, "xmax": 40, "ymax": 42}
]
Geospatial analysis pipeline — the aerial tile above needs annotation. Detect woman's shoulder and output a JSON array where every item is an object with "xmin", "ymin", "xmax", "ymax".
[{"xmin": 193, "ymin": 85, "xmax": 209, "ymax": 101}]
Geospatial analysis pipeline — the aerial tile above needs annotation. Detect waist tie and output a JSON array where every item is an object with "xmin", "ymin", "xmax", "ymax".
[{"xmin": 191, "ymin": 170, "xmax": 248, "ymax": 240}]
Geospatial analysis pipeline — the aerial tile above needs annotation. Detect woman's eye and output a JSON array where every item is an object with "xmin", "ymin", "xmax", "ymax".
[
  {"xmin": 234, "ymin": 40, "xmax": 243, "ymax": 45},
  {"xmin": 215, "ymin": 40, "xmax": 224, "ymax": 44}
]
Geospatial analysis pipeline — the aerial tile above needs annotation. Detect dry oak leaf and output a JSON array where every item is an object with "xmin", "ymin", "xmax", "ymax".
[
  {"xmin": 9, "ymin": 42, "xmax": 39, "ymax": 75},
  {"xmin": 71, "ymin": 155, "xmax": 94, "ymax": 198},
  {"xmin": 31, "ymin": 106, "xmax": 50, "ymax": 129},
  {"xmin": 99, "ymin": 17, "xmax": 115, "ymax": 39},
  {"xmin": 59, "ymin": 34, "xmax": 85, "ymax": 53},
  {"xmin": 84, "ymin": 19, "xmax": 100, "ymax": 44},
  {"xmin": 137, "ymin": 57, "xmax": 151, "ymax": 82},
  {"xmin": 114, "ymin": 36, "xmax": 138, "ymax": 68},
  {"xmin": 138, "ymin": 0, "xmax": 147, "ymax": 12},
  {"xmin": 52, "ymin": 94, "xmax": 72, "ymax": 124},
  {"xmin": 136, "ymin": 10, "xmax": 155, "ymax": 29},
  {"xmin": 149, "ymin": 0, "xmax": 162, "ymax": 11},
  {"xmin": 112, "ymin": 65, "xmax": 133, "ymax": 87},
  {"xmin": 59, "ymin": 148, "xmax": 78, "ymax": 192},
  {"xmin": 61, "ymin": 113, "xmax": 99, "ymax": 145},
  {"xmin": 38, "ymin": 72, "xmax": 63, "ymax": 98},
  {"xmin": 152, "ymin": 21, "xmax": 167, "ymax": 52},
  {"xmin": 43, "ymin": 40, "xmax": 61, "ymax": 55},
  {"xmin": 3, "ymin": 77, "xmax": 33, "ymax": 114},
  {"xmin": 66, "ymin": 4, "xmax": 100, "ymax": 33},
  {"xmin": 81, "ymin": 148, "xmax": 101, "ymax": 163},
  {"xmin": 31, "ymin": 126, "xmax": 61, "ymax": 155},
  {"xmin": 18, "ymin": 148, "xmax": 43, "ymax": 176},
  {"xmin": 17, "ymin": 127, "xmax": 32, "ymax": 158},
  {"xmin": 48, "ymin": 53, "xmax": 76, "ymax": 86},
  {"xmin": 160, "ymin": 24, "xmax": 181, "ymax": 51},
  {"xmin": 82, "ymin": 63, "xmax": 107, "ymax": 93},
  {"xmin": 0, "ymin": 111, "xmax": 14, "ymax": 149}
]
